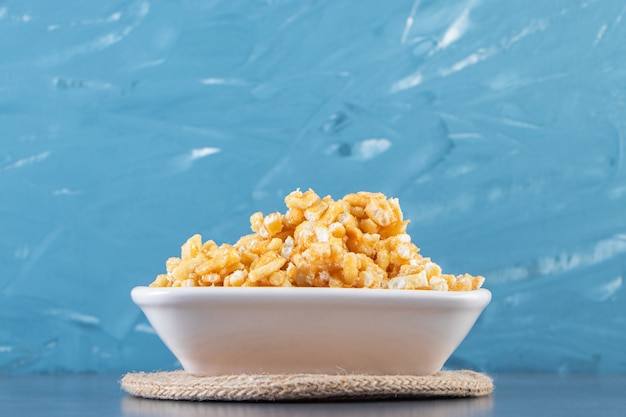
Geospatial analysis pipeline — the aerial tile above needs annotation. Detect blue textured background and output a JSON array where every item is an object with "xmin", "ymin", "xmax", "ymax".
[{"xmin": 1, "ymin": 0, "xmax": 625, "ymax": 374}]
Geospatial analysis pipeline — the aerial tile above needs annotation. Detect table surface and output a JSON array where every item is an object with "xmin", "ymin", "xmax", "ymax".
[{"xmin": 1, "ymin": 373, "xmax": 625, "ymax": 417}]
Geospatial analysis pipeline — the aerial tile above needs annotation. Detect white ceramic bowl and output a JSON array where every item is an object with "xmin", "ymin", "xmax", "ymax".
[{"xmin": 131, "ymin": 286, "xmax": 491, "ymax": 376}]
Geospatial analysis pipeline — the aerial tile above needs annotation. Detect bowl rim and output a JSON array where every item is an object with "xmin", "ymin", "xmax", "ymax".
[{"xmin": 131, "ymin": 286, "xmax": 492, "ymax": 308}]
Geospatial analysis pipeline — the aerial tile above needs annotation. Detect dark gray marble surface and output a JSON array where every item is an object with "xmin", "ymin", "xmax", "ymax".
[{"xmin": 2, "ymin": 374, "xmax": 624, "ymax": 417}]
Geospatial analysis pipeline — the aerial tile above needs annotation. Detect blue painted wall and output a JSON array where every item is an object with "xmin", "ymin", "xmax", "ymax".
[{"xmin": 1, "ymin": 0, "xmax": 625, "ymax": 374}]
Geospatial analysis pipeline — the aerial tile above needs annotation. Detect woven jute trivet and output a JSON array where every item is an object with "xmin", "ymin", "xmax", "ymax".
[{"xmin": 121, "ymin": 370, "xmax": 493, "ymax": 402}]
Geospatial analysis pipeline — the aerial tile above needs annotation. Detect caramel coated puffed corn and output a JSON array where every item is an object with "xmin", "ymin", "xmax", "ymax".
[{"xmin": 150, "ymin": 189, "xmax": 485, "ymax": 291}]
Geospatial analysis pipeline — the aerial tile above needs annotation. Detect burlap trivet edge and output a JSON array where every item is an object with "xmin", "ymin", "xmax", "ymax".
[{"xmin": 121, "ymin": 370, "xmax": 493, "ymax": 402}]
